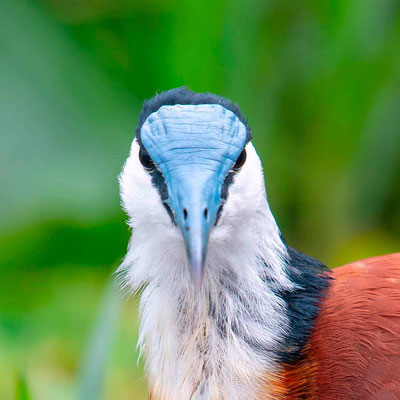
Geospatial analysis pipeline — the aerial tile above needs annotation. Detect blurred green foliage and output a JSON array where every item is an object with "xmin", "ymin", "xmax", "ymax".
[
  {"xmin": 77, "ymin": 280, "xmax": 122, "ymax": 400},
  {"xmin": 1, "ymin": 0, "xmax": 399, "ymax": 398},
  {"xmin": 15, "ymin": 373, "xmax": 33, "ymax": 400}
]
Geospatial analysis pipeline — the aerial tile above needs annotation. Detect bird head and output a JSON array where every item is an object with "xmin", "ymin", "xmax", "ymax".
[{"xmin": 120, "ymin": 88, "xmax": 272, "ymax": 289}]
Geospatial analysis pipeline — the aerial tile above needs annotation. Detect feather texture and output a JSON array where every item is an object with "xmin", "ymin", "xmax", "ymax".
[
  {"xmin": 311, "ymin": 253, "xmax": 400, "ymax": 399},
  {"xmin": 258, "ymin": 253, "xmax": 400, "ymax": 399}
]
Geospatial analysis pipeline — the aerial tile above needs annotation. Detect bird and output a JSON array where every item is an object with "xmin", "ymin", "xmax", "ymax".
[{"xmin": 118, "ymin": 87, "xmax": 400, "ymax": 400}]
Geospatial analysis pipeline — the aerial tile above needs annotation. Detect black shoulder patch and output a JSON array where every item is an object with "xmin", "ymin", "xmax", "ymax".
[
  {"xmin": 269, "ymin": 241, "xmax": 332, "ymax": 364},
  {"xmin": 135, "ymin": 87, "xmax": 252, "ymax": 144}
]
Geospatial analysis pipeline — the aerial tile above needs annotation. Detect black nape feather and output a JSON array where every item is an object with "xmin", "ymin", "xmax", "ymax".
[
  {"xmin": 135, "ymin": 87, "xmax": 252, "ymax": 144},
  {"xmin": 269, "ymin": 240, "xmax": 332, "ymax": 364}
]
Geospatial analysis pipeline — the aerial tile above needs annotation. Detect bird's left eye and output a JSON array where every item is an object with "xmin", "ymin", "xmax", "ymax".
[
  {"xmin": 233, "ymin": 149, "xmax": 246, "ymax": 171},
  {"xmin": 139, "ymin": 149, "xmax": 155, "ymax": 172}
]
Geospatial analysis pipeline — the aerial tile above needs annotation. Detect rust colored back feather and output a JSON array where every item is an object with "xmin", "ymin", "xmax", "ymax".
[{"xmin": 311, "ymin": 253, "xmax": 400, "ymax": 399}]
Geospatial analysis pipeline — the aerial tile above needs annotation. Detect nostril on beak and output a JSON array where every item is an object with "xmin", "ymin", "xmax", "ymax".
[
  {"xmin": 183, "ymin": 208, "xmax": 188, "ymax": 220},
  {"xmin": 204, "ymin": 208, "xmax": 208, "ymax": 220}
]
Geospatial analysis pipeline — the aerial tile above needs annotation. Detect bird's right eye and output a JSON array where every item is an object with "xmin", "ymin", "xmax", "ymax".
[
  {"xmin": 233, "ymin": 148, "xmax": 247, "ymax": 171},
  {"xmin": 139, "ymin": 149, "xmax": 155, "ymax": 172}
]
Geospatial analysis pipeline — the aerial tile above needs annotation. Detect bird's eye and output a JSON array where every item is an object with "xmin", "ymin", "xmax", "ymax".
[
  {"xmin": 233, "ymin": 149, "xmax": 246, "ymax": 171},
  {"xmin": 139, "ymin": 149, "xmax": 155, "ymax": 172}
]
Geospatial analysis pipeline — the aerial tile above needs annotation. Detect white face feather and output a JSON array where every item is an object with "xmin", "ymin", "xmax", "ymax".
[{"xmin": 118, "ymin": 140, "xmax": 292, "ymax": 400}]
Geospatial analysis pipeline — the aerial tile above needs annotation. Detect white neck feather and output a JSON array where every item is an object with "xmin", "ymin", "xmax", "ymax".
[{"xmin": 119, "ymin": 142, "xmax": 293, "ymax": 400}]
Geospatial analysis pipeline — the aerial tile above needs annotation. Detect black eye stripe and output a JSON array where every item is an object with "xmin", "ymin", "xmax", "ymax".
[
  {"xmin": 151, "ymin": 168, "xmax": 168, "ymax": 201},
  {"xmin": 215, "ymin": 171, "xmax": 235, "ymax": 225}
]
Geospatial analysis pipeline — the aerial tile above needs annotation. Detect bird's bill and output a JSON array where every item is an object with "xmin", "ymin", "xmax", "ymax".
[
  {"xmin": 181, "ymin": 207, "xmax": 210, "ymax": 288},
  {"xmin": 138, "ymin": 103, "xmax": 248, "ymax": 287},
  {"xmin": 167, "ymin": 176, "xmax": 222, "ymax": 288}
]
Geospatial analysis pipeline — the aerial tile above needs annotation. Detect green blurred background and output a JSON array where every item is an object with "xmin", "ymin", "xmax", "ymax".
[{"xmin": 1, "ymin": 0, "xmax": 400, "ymax": 398}]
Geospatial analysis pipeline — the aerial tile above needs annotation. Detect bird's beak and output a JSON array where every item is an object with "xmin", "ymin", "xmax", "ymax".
[
  {"xmin": 167, "ymin": 175, "xmax": 221, "ymax": 288},
  {"xmin": 138, "ymin": 103, "xmax": 248, "ymax": 287}
]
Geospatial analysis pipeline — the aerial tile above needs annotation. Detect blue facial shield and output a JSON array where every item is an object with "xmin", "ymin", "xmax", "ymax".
[{"xmin": 140, "ymin": 104, "xmax": 247, "ymax": 286}]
